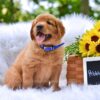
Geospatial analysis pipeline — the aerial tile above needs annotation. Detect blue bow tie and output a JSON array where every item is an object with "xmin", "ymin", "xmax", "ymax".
[{"xmin": 40, "ymin": 43, "xmax": 64, "ymax": 52}]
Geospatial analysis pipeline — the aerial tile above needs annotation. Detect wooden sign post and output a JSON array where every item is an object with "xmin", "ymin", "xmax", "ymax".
[{"xmin": 83, "ymin": 57, "xmax": 100, "ymax": 85}]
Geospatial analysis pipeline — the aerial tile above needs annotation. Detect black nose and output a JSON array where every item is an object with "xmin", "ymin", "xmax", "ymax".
[{"xmin": 37, "ymin": 25, "xmax": 43, "ymax": 30}]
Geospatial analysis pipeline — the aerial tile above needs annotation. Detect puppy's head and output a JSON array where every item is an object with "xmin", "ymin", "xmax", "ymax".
[{"xmin": 30, "ymin": 13, "xmax": 65, "ymax": 45}]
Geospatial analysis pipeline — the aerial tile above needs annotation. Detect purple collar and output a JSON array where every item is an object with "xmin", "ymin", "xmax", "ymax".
[{"xmin": 40, "ymin": 43, "xmax": 64, "ymax": 52}]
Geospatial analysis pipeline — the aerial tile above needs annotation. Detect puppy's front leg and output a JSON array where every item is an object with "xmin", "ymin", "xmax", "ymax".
[
  {"xmin": 22, "ymin": 65, "xmax": 35, "ymax": 89},
  {"xmin": 50, "ymin": 64, "xmax": 62, "ymax": 91}
]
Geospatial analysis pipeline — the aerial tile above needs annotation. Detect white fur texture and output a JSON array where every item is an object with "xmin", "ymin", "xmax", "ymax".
[
  {"xmin": 0, "ymin": 14, "xmax": 97, "ymax": 100},
  {"xmin": 0, "ymin": 22, "xmax": 31, "ymax": 75},
  {"xmin": 62, "ymin": 14, "xmax": 94, "ymax": 46},
  {"xmin": 1, "ymin": 82, "xmax": 100, "ymax": 100}
]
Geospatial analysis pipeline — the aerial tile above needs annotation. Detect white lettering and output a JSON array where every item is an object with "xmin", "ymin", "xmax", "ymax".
[{"xmin": 88, "ymin": 70, "xmax": 100, "ymax": 78}]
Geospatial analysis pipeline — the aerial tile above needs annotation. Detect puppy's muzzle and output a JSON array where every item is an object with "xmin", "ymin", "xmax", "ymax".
[{"xmin": 36, "ymin": 31, "xmax": 52, "ymax": 41}]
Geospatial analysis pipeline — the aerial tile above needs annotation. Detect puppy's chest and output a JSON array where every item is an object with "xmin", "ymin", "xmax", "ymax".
[
  {"xmin": 30, "ymin": 49, "xmax": 64, "ymax": 68},
  {"xmin": 33, "ymin": 53, "xmax": 61, "ymax": 80},
  {"xmin": 41, "ymin": 53, "xmax": 61, "ymax": 65}
]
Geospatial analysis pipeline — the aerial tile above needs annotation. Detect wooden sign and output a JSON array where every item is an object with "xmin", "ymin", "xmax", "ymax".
[{"xmin": 83, "ymin": 57, "xmax": 100, "ymax": 85}]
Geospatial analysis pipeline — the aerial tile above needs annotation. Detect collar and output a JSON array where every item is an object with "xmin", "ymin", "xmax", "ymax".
[{"xmin": 40, "ymin": 43, "xmax": 64, "ymax": 52}]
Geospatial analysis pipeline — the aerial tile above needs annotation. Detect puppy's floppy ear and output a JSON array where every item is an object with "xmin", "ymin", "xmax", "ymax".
[
  {"xmin": 56, "ymin": 19, "xmax": 65, "ymax": 38},
  {"xmin": 30, "ymin": 20, "xmax": 36, "ymax": 40}
]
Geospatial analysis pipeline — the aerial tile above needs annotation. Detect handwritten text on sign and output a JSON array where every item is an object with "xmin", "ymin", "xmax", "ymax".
[
  {"xmin": 83, "ymin": 57, "xmax": 100, "ymax": 85},
  {"xmin": 88, "ymin": 70, "xmax": 100, "ymax": 77}
]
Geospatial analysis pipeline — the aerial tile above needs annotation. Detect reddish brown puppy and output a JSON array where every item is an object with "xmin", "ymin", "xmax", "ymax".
[{"xmin": 4, "ymin": 13, "xmax": 65, "ymax": 91}]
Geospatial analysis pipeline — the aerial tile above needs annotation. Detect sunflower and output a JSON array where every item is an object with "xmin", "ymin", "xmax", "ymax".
[
  {"xmin": 79, "ymin": 39, "xmax": 95, "ymax": 57},
  {"xmin": 94, "ymin": 20, "xmax": 100, "ymax": 32},
  {"xmin": 82, "ymin": 29, "xmax": 100, "ymax": 42},
  {"xmin": 90, "ymin": 40, "xmax": 100, "ymax": 56}
]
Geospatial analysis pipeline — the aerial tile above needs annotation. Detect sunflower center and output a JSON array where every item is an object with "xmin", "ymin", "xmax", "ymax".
[
  {"xmin": 85, "ymin": 43, "xmax": 90, "ymax": 51},
  {"xmin": 96, "ymin": 44, "xmax": 100, "ymax": 53},
  {"xmin": 98, "ymin": 29, "xmax": 100, "ymax": 32},
  {"xmin": 91, "ymin": 35, "xmax": 99, "ymax": 42}
]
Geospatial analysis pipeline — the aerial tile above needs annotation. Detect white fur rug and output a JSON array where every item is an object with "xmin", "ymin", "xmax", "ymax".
[
  {"xmin": 1, "ymin": 82, "xmax": 100, "ymax": 100},
  {"xmin": 0, "ymin": 14, "xmax": 98, "ymax": 100}
]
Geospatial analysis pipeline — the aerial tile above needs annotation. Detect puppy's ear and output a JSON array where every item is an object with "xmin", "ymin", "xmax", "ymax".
[
  {"xmin": 30, "ymin": 20, "xmax": 36, "ymax": 40},
  {"xmin": 56, "ymin": 20, "xmax": 65, "ymax": 38}
]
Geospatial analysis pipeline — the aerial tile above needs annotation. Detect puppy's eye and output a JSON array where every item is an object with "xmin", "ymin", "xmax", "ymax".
[{"xmin": 47, "ymin": 21, "xmax": 53, "ymax": 26}]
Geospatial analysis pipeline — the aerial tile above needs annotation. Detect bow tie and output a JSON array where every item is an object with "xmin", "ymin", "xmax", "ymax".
[{"xmin": 40, "ymin": 43, "xmax": 64, "ymax": 52}]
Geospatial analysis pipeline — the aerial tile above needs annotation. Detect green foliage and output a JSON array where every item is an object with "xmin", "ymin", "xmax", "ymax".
[
  {"xmin": 57, "ymin": 0, "xmax": 81, "ymax": 17},
  {"xmin": 65, "ymin": 36, "xmax": 81, "ymax": 56},
  {"xmin": 0, "ymin": 0, "xmax": 100, "ymax": 23},
  {"xmin": 0, "ymin": 0, "xmax": 22, "ymax": 23},
  {"xmin": 95, "ymin": 0, "xmax": 100, "ymax": 4}
]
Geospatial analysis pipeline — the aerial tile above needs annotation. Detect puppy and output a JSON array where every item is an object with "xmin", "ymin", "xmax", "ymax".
[{"xmin": 4, "ymin": 13, "xmax": 65, "ymax": 91}]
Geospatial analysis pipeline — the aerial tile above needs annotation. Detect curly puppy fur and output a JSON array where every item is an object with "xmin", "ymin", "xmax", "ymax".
[{"xmin": 4, "ymin": 13, "xmax": 65, "ymax": 91}]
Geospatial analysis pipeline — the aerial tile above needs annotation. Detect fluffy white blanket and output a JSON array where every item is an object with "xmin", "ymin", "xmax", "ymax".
[{"xmin": 0, "ymin": 14, "xmax": 98, "ymax": 100}]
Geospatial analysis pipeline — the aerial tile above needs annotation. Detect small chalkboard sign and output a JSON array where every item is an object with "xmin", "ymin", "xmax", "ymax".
[{"xmin": 83, "ymin": 57, "xmax": 100, "ymax": 85}]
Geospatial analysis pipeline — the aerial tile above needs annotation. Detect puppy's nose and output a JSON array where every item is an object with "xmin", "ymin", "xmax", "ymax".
[{"xmin": 37, "ymin": 25, "xmax": 43, "ymax": 30}]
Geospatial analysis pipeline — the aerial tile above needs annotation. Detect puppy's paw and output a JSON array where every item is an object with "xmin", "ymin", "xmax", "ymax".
[
  {"xmin": 4, "ymin": 68, "xmax": 22, "ymax": 89},
  {"xmin": 6, "ymin": 81, "xmax": 21, "ymax": 90},
  {"xmin": 22, "ymin": 80, "xmax": 33, "ymax": 89},
  {"xmin": 43, "ymin": 83, "xmax": 50, "ymax": 88},
  {"xmin": 52, "ymin": 86, "xmax": 61, "ymax": 92}
]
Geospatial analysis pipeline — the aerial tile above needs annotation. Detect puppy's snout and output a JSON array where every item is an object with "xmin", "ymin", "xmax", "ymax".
[{"xmin": 37, "ymin": 25, "xmax": 43, "ymax": 30}]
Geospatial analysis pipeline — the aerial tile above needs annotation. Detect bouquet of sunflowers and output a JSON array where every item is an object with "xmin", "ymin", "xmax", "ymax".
[{"xmin": 65, "ymin": 20, "xmax": 100, "ymax": 58}]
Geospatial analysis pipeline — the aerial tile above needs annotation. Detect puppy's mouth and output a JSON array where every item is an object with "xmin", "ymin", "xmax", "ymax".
[{"xmin": 36, "ymin": 31, "xmax": 52, "ymax": 45}]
